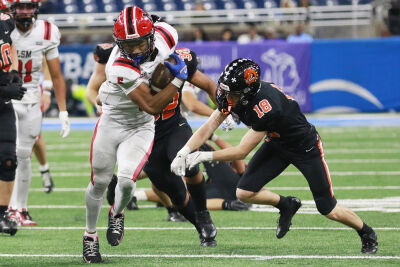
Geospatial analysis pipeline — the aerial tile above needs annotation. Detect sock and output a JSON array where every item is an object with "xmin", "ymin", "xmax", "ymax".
[
  {"xmin": 39, "ymin": 163, "xmax": 49, "ymax": 172},
  {"xmin": 186, "ymin": 177, "xmax": 207, "ymax": 211},
  {"xmin": 85, "ymin": 183, "xmax": 104, "ymax": 233},
  {"xmin": 177, "ymin": 197, "xmax": 197, "ymax": 225},
  {"xmin": 84, "ymin": 230, "xmax": 98, "ymax": 238},
  {"xmin": 0, "ymin": 205, "xmax": 7, "ymax": 216},
  {"xmin": 357, "ymin": 222, "xmax": 373, "ymax": 237},
  {"xmin": 222, "ymin": 200, "xmax": 231, "ymax": 210},
  {"xmin": 15, "ymin": 156, "xmax": 32, "ymax": 210},
  {"xmin": 166, "ymin": 206, "xmax": 175, "ymax": 213},
  {"xmin": 134, "ymin": 190, "xmax": 148, "ymax": 201},
  {"xmin": 275, "ymin": 195, "xmax": 290, "ymax": 211}
]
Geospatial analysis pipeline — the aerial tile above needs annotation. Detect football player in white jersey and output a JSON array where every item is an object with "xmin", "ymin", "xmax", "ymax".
[
  {"xmin": 8, "ymin": 0, "xmax": 70, "ymax": 226},
  {"xmin": 82, "ymin": 6, "xmax": 188, "ymax": 263}
]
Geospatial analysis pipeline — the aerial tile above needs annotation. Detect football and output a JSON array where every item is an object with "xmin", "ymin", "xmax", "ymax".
[{"xmin": 150, "ymin": 56, "xmax": 177, "ymax": 94}]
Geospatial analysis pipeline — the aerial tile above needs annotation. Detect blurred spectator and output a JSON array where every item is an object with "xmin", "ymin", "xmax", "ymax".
[
  {"xmin": 298, "ymin": 0, "xmax": 312, "ymax": 7},
  {"xmin": 387, "ymin": 0, "xmax": 400, "ymax": 35},
  {"xmin": 265, "ymin": 26, "xmax": 281, "ymax": 40},
  {"xmin": 194, "ymin": 0, "xmax": 205, "ymax": 10},
  {"xmin": 281, "ymin": 0, "xmax": 296, "ymax": 8},
  {"xmin": 286, "ymin": 23, "xmax": 313, "ymax": 42},
  {"xmin": 221, "ymin": 28, "xmax": 236, "ymax": 41},
  {"xmin": 237, "ymin": 23, "xmax": 263, "ymax": 44},
  {"xmin": 191, "ymin": 27, "xmax": 209, "ymax": 42}
]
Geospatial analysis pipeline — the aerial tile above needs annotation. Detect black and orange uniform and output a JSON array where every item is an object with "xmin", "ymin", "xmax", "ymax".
[{"xmin": 220, "ymin": 81, "xmax": 337, "ymax": 215}]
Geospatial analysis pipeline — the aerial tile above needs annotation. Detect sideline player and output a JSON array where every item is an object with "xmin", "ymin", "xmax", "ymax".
[
  {"xmin": 8, "ymin": 0, "xmax": 70, "ymax": 226},
  {"xmin": 0, "ymin": 0, "xmax": 26, "ymax": 236},
  {"xmin": 171, "ymin": 58, "xmax": 378, "ymax": 254},
  {"xmin": 82, "ymin": 7, "xmax": 187, "ymax": 263}
]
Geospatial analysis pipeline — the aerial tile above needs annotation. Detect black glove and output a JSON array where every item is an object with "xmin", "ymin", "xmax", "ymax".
[
  {"xmin": 0, "ymin": 83, "xmax": 27, "ymax": 100},
  {"xmin": 10, "ymin": 70, "xmax": 22, "ymax": 86}
]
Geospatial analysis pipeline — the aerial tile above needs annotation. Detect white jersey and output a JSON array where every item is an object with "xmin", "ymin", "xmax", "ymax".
[
  {"xmin": 99, "ymin": 21, "xmax": 178, "ymax": 127},
  {"xmin": 11, "ymin": 20, "xmax": 60, "ymax": 104}
]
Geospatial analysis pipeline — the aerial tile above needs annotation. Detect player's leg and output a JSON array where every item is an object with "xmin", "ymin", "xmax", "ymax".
[
  {"xmin": 9, "ymin": 103, "xmax": 42, "ymax": 226},
  {"xmin": 294, "ymin": 137, "xmax": 377, "ymax": 254},
  {"xmin": 236, "ymin": 141, "xmax": 301, "ymax": 238},
  {"xmin": 32, "ymin": 136, "xmax": 54, "ymax": 193},
  {"xmin": 83, "ymin": 115, "xmax": 118, "ymax": 263}
]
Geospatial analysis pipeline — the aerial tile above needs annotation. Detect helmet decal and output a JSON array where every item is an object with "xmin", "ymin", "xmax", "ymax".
[{"xmin": 244, "ymin": 67, "xmax": 258, "ymax": 85}]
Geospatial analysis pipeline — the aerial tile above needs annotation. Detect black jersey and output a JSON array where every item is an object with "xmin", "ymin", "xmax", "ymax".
[
  {"xmin": 231, "ymin": 81, "xmax": 316, "ymax": 149},
  {"xmin": 153, "ymin": 48, "xmax": 198, "ymax": 140},
  {"xmin": 0, "ymin": 14, "xmax": 15, "ymax": 107}
]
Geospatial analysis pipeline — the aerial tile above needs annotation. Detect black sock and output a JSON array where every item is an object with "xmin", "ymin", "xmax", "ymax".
[
  {"xmin": 166, "ymin": 206, "xmax": 175, "ymax": 213},
  {"xmin": 275, "ymin": 195, "xmax": 290, "ymax": 211},
  {"xmin": 357, "ymin": 222, "xmax": 373, "ymax": 237},
  {"xmin": 177, "ymin": 197, "xmax": 197, "ymax": 226},
  {"xmin": 0, "ymin": 205, "xmax": 7, "ymax": 216},
  {"xmin": 187, "ymin": 177, "xmax": 207, "ymax": 211},
  {"xmin": 222, "ymin": 200, "xmax": 231, "ymax": 210}
]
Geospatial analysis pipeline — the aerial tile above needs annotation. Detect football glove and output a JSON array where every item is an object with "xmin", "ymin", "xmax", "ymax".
[
  {"xmin": 0, "ymin": 83, "xmax": 26, "ymax": 100},
  {"xmin": 164, "ymin": 53, "xmax": 188, "ymax": 80},
  {"xmin": 186, "ymin": 151, "xmax": 213, "ymax": 170},
  {"xmin": 59, "ymin": 111, "xmax": 71, "ymax": 138},
  {"xmin": 221, "ymin": 114, "xmax": 236, "ymax": 132},
  {"xmin": 171, "ymin": 145, "xmax": 191, "ymax": 176},
  {"xmin": 10, "ymin": 70, "xmax": 22, "ymax": 86}
]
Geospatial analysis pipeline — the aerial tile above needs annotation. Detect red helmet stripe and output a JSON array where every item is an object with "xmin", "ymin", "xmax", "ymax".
[{"xmin": 125, "ymin": 7, "xmax": 134, "ymax": 35}]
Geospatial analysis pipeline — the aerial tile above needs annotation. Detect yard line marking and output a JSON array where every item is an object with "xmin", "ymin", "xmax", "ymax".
[
  {"xmin": 30, "ymin": 171, "xmax": 400, "ymax": 178},
  {"xmin": 0, "ymin": 254, "xmax": 399, "ymax": 260},
  {"xmin": 18, "ymin": 226, "xmax": 400, "ymax": 231},
  {"xmin": 29, "ymin": 186, "xmax": 400, "ymax": 192}
]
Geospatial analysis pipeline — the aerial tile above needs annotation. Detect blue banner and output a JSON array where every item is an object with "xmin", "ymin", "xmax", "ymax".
[{"xmin": 310, "ymin": 37, "xmax": 400, "ymax": 112}]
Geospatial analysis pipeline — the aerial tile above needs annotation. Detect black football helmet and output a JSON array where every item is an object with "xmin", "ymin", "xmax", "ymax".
[{"xmin": 216, "ymin": 58, "xmax": 261, "ymax": 112}]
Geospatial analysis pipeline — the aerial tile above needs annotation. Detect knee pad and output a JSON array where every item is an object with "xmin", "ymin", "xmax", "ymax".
[
  {"xmin": 314, "ymin": 195, "xmax": 337, "ymax": 215},
  {"xmin": 0, "ymin": 154, "xmax": 17, "ymax": 181},
  {"xmin": 117, "ymin": 177, "xmax": 136, "ymax": 197},
  {"xmin": 16, "ymin": 146, "xmax": 32, "ymax": 160}
]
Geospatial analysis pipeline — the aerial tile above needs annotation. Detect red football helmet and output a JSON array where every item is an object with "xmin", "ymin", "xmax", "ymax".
[
  {"xmin": 113, "ymin": 6, "xmax": 155, "ymax": 64},
  {"xmin": 12, "ymin": 0, "xmax": 41, "ymax": 30},
  {"xmin": 0, "ymin": 0, "xmax": 11, "ymax": 12}
]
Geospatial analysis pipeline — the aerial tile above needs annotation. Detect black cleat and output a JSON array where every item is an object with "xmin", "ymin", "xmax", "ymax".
[
  {"xmin": 126, "ymin": 196, "xmax": 139, "ymax": 210},
  {"xmin": 106, "ymin": 210, "xmax": 125, "ymax": 246},
  {"xmin": 0, "ymin": 213, "xmax": 18, "ymax": 236},
  {"xmin": 361, "ymin": 230, "xmax": 378, "ymax": 254},
  {"xmin": 167, "ymin": 210, "xmax": 187, "ymax": 222},
  {"xmin": 83, "ymin": 234, "xmax": 102, "ymax": 263},
  {"xmin": 106, "ymin": 174, "xmax": 118, "ymax": 206},
  {"xmin": 41, "ymin": 170, "xmax": 54, "ymax": 193},
  {"xmin": 276, "ymin": 196, "xmax": 301, "ymax": 239},
  {"xmin": 196, "ymin": 210, "xmax": 217, "ymax": 247}
]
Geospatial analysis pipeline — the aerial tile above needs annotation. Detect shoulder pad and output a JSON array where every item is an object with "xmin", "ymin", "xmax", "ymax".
[
  {"xmin": 109, "ymin": 56, "xmax": 141, "ymax": 85},
  {"xmin": 154, "ymin": 22, "xmax": 178, "ymax": 51},
  {"xmin": 42, "ymin": 20, "xmax": 61, "ymax": 44},
  {"xmin": 93, "ymin": 43, "xmax": 115, "ymax": 64},
  {"xmin": 175, "ymin": 48, "xmax": 198, "ymax": 79}
]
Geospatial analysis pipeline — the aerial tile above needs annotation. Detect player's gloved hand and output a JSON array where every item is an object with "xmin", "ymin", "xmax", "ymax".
[
  {"xmin": 186, "ymin": 151, "xmax": 213, "ymax": 170},
  {"xmin": 164, "ymin": 53, "xmax": 188, "ymax": 80},
  {"xmin": 59, "ymin": 111, "xmax": 71, "ymax": 138},
  {"xmin": 221, "ymin": 114, "xmax": 236, "ymax": 132},
  {"xmin": 171, "ymin": 145, "xmax": 191, "ymax": 176},
  {"xmin": 0, "ymin": 83, "xmax": 26, "ymax": 100},
  {"xmin": 10, "ymin": 70, "xmax": 22, "ymax": 86}
]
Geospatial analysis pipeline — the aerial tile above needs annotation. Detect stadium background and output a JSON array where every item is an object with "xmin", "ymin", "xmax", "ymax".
[{"xmin": 2, "ymin": 0, "xmax": 400, "ymax": 265}]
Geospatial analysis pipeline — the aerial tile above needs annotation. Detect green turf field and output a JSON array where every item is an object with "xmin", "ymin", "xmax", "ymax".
[{"xmin": 1, "ymin": 127, "xmax": 399, "ymax": 266}]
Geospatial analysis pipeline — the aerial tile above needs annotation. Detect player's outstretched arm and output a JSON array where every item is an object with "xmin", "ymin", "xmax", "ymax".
[
  {"xmin": 189, "ymin": 70, "xmax": 217, "ymax": 105},
  {"xmin": 182, "ymin": 89, "xmax": 214, "ymax": 117},
  {"xmin": 86, "ymin": 62, "xmax": 106, "ymax": 107}
]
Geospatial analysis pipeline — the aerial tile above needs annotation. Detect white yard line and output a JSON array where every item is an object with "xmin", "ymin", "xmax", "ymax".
[{"xmin": 0, "ymin": 254, "xmax": 398, "ymax": 260}]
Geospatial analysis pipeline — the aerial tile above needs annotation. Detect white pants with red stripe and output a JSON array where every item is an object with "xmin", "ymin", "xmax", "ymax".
[{"xmin": 86, "ymin": 114, "xmax": 154, "ymax": 233}]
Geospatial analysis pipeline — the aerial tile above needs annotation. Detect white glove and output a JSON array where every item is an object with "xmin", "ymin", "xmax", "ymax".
[
  {"xmin": 59, "ymin": 111, "xmax": 70, "ymax": 138},
  {"xmin": 186, "ymin": 151, "xmax": 213, "ymax": 170},
  {"xmin": 171, "ymin": 145, "xmax": 191, "ymax": 176},
  {"xmin": 222, "ymin": 114, "xmax": 235, "ymax": 132}
]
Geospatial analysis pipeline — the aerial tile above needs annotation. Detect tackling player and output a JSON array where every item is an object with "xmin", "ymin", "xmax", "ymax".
[
  {"xmin": 171, "ymin": 58, "xmax": 378, "ymax": 254},
  {"xmin": 8, "ymin": 0, "xmax": 70, "ymax": 226}
]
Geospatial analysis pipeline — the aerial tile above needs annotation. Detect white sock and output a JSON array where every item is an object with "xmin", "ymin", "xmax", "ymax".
[
  {"xmin": 135, "ymin": 190, "xmax": 148, "ymax": 201},
  {"xmin": 84, "ymin": 231, "xmax": 98, "ymax": 238},
  {"xmin": 39, "ymin": 163, "xmax": 49, "ymax": 172},
  {"xmin": 15, "ymin": 156, "xmax": 32, "ymax": 210},
  {"xmin": 85, "ymin": 183, "xmax": 104, "ymax": 233},
  {"xmin": 113, "ymin": 178, "xmax": 136, "ymax": 215}
]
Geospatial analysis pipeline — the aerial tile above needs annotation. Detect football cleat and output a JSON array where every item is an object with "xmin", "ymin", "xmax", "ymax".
[
  {"xmin": 126, "ymin": 196, "xmax": 139, "ymax": 210},
  {"xmin": 0, "ymin": 213, "xmax": 18, "ymax": 236},
  {"xmin": 106, "ymin": 208, "xmax": 125, "ymax": 246},
  {"xmin": 83, "ymin": 234, "xmax": 102, "ymax": 263},
  {"xmin": 167, "ymin": 210, "xmax": 187, "ymax": 222},
  {"xmin": 106, "ymin": 174, "xmax": 118, "ymax": 206},
  {"xmin": 276, "ymin": 196, "xmax": 301, "ymax": 239},
  {"xmin": 7, "ymin": 209, "xmax": 21, "ymax": 226},
  {"xmin": 361, "ymin": 230, "xmax": 378, "ymax": 254},
  {"xmin": 41, "ymin": 170, "xmax": 54, "ymax": 193},
  {"xmin": 19, "ymin": 210, "xmax": 37, "ymax": 226},
  {"xmin": 195, "ymin": 210, "xmax": 217, "ymax": 247}
]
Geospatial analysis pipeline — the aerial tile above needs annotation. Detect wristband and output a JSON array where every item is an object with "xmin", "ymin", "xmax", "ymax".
[
  {"xmin": 43, "ymin": 90, "xmax": 51, "ymax": 96},
  {"xmin": 171, "ymin": 77, "xmax": 184, "ymax": 88},
  {"xmin": 42, "ymin": 80, "xmax": 53, "ymax": 90},
  {"xmin": 178, "ymin": 145, "xmax": 191, "ymax": 157}
]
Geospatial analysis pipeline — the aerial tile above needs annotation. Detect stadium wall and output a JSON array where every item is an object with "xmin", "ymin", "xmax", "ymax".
[{"xmin": 59, "ymin": 37, "xmax": 400, "ymax": 113}]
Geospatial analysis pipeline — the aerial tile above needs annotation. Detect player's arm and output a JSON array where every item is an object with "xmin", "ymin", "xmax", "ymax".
[
  {"xmin": 46, "ymin": 56, "xmax": 66, "ymax": 111},
  {"xmin": 86, "ymin": 62, "xmax": 106, "ymax": 106},
  {"xmin": 189, "ymin": 69, "xmax": 217, "ymax": 105},
  {"xmin": 40, "ymin": 56, "xmax": 52, "ymax": 112},
  {"xmin": 182, "ymin": 89, "xmax": 214, "ymax": 116},
  {"xmin": 10, "ymin": 44, "xmax": 18, "ymax": 71}
]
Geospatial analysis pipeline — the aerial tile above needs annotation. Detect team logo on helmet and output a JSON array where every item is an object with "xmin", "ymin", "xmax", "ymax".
[{"xmin": 244, "ymin": 67, "xmax": 258, "ymax": 85}]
